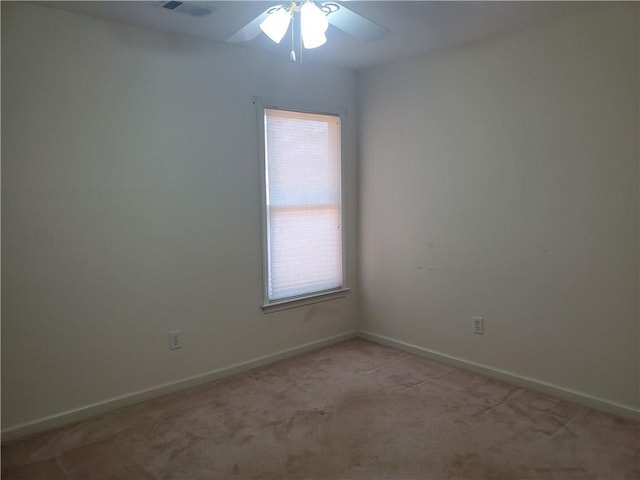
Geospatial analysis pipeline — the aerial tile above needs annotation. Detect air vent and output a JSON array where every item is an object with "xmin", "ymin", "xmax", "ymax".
[{"xmin": 160, "ymin": 1, "xmax": 212, "ymax": 17}]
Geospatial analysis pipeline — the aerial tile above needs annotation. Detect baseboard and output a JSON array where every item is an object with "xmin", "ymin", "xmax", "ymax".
[
  {"xmin": 358, "ymin": 330, "xmax": 640, "ymax": 421},
  {"xmin": 4, "ymin": 328, "xmax": 636, "ymax": 443},
  {"xmin": 1, "ymin": 331, "xmax": 358, "ymax": 444}
]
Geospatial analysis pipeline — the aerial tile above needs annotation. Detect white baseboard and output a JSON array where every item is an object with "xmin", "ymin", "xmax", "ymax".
[
  {"xmin": 4, "ymin": 329, "xmax": 636, "ymax": 443},
  {"xmin": 1, "ymin": 331, "xmax": 357, "ymax": 444},
  {"xmin": 358, "ymin": 330, "xmax": 640, "ymax": 421}
]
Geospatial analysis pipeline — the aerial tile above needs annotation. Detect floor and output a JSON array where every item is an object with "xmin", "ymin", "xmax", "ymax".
[{"xmin": 2, "ymin": 339, "xmax": 639, "ymax": 479}]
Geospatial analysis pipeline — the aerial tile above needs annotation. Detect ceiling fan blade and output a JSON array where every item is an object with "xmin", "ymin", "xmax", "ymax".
[
  {"xmin": 226, "ymin": 8, "xmax": 271, "ymax": 43},
  {"xmin": 324, "ymin": 3, "xmax": 388, "ymax": 41}
]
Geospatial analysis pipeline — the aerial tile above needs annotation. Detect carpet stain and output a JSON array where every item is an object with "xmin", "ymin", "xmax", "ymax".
[{"xmin": 444, "ymin": 452, "xmax": 516, "ymax": 480}]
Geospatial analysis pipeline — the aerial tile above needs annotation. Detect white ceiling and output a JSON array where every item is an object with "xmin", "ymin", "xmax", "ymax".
[{"xmin": 41, "ymin": 1, "xmax": 597, "ymax": 70}]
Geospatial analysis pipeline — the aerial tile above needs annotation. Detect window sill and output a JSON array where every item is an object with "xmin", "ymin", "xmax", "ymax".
[{"xmin": 262, "ymin": 288, "xmax": 351, "ymax": 314}]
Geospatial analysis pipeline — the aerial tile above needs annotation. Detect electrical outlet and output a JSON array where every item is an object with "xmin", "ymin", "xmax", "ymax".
[
  {"xmin": 170, "ymin": 330, "xmax": 181, "ymax": 350},
  {"xmin": 472, "ymin": 316, "xmax": 484, "ymax": 335}
]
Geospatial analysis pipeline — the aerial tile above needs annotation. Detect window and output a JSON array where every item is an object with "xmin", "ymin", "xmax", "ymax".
[{"xmin": 259, "ymin": 105, "xmax": 347, "ymax": 311}]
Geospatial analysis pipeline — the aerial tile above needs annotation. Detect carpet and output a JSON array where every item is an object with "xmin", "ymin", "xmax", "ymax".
[{"xmin": 2, "ymin": 339, "xmax": 638, "ymax": 479}]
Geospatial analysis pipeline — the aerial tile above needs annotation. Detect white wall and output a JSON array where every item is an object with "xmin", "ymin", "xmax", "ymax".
[
  {"xmin": 1, "ymin": 3, "xmax": 359, "ymax": 430},
  {"xmin": 3, "ymin": 1, "xmax": 638, "ymax": 434},
  {"xmin": 359, "ymin": 4, "xmax": 639, "ymax": 411}
]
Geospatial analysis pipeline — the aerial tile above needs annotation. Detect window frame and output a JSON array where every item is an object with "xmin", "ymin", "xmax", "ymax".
[{"xmin": 255, "ymin": 97, "xmax": 350, "ymax": 313}]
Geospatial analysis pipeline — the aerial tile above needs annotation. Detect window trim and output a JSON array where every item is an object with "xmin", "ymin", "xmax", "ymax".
[{"xmin": 255, "ymin": 97, "xmax": 349, "ymax": 313}]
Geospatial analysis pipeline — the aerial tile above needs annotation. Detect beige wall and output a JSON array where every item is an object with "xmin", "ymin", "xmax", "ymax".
[
  {"xmin": 1, "ymin": 3, "xmax": 359, "ymax": 429},
  {"xmin": 358, "ymin": 4, "xmax": 639, "ymax": 410}
]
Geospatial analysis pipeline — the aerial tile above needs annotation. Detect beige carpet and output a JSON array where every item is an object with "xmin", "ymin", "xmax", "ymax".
[{"xmin": 2, "ymin": 339, "xmax": 639, "ymax": 479}]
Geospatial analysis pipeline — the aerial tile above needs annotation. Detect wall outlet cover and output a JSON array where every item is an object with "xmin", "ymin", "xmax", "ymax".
[
  {"xmin": 170, "ymin": 330, "xmax": 182, "ymax": 350},
  {"xmin": 472, "ymin": 316, "xmax": 484, "ymax": 335}
]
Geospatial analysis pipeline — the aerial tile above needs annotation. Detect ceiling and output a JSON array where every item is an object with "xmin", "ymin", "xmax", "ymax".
[{"xmin": 42, "ymin": 1, "xmax": 596, "ymax": 70}]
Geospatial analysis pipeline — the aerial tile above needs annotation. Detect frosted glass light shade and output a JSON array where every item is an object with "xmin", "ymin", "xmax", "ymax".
[
  {"xmin": 260, "ymin": 7, "xmax": 292, "ymax": 44},
  {"xmin": 301, "ymin": 2, "xmax": 328, "ymax": 49}
]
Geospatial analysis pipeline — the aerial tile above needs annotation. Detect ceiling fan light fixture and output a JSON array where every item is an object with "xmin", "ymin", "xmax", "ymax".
[
  {"xmin": 301, "ymin": 1, "xmax": 328, "ymax": 49},
  {"xmin": 259, "ymin": 6, "xmax": 292, "ymax": 44}
]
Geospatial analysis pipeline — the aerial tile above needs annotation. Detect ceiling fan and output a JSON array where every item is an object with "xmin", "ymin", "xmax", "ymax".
[{"xmin": 226, "ymin": 1, "xmax": 388, "ymax": 62}]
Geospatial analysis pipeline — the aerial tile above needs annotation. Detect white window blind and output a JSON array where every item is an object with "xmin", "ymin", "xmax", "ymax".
[{"xmin": 264, "ymin": 108, "xmax": 343, "ymax": 301}]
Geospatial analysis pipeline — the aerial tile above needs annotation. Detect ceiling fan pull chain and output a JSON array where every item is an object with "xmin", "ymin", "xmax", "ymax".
[
  {"xmin": 299, "ymin": 9, "xmax": 303, "ymax": 65},
  {"xmin": 290, "ymin": 10, "xmax": 296, "ymax": 63}
]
